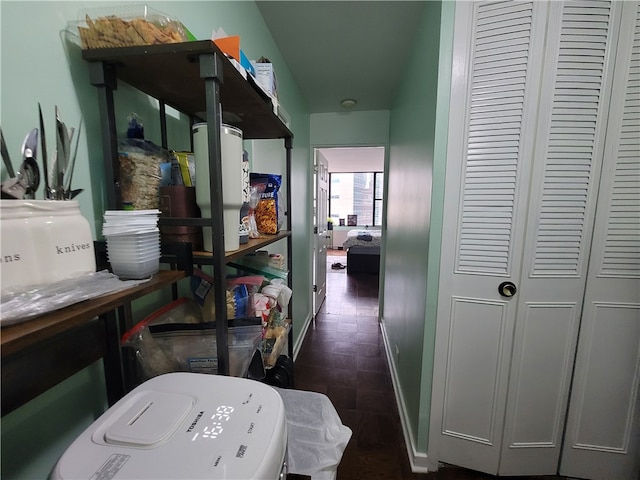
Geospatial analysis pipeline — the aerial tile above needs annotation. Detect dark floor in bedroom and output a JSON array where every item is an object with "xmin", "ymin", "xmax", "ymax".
[{"xmin": 292, "ymin": 250, "xmax": 569, "ymax": 480}]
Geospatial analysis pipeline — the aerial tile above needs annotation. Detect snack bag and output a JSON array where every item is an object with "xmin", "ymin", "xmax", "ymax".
[{"xmin": 250, "ymin": 173, "xmax": 282, "ymax": 234}]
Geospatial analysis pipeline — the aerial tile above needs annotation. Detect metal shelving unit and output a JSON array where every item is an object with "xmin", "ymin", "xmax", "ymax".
[{"xmin": 83, "ymin": 40, "xmax": 293, "ymax": 377}]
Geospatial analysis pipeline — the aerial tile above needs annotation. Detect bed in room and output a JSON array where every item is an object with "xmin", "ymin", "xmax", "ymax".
[{"xmin": 342, "ymin": 229, "xmax": 382, "ymax": 274}]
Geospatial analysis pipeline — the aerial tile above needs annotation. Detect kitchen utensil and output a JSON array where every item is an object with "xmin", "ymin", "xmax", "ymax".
[
  {"xmin": 64, "ymin": 118, "xmax": 82, "ymax": 199},
  {"xmin": 19, "ymin": 128, "xmax": 40, "ymax": 199},
  {"xmin": 69, "ymin": 188, "xmax": 84, "ymax": 199},
  {"xmin": 0, "ymin": 128, "xmax": 16, "ymax": 178},
  {"xmin": 54, "ymin": 106, "xmax": 69, "ymax": 200},
  {"xmin": 38, "ymin": 103, "xmax": 52, "ymax": 199},
  {"xmin": 1, "ymin": 177, "xmax": 26, "ymax": 199}
]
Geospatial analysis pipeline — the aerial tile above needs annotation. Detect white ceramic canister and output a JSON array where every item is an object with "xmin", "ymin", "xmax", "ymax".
[
  {"xmin": 0, "ymin": 200, "xmax": 96, "ymax": 293},
  {"xmin": 192, "ymin": 122, "xmax": 243, "ymax": 252}
]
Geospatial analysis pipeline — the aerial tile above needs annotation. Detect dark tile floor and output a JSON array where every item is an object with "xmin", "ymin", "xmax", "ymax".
[{"xmin": 292, "ymin": 251, "xmax": 569, "ymax": 480}]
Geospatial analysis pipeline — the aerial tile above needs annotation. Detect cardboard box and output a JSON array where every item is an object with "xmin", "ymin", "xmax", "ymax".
[{"xmin": 253, "ymin": 62, "xmax": 278, "ymax": 98}]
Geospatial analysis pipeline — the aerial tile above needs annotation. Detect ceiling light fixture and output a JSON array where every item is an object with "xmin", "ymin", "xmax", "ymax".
[{"xmin": 340, "ymin": 98, "xmax": 357, "ymax": 109}]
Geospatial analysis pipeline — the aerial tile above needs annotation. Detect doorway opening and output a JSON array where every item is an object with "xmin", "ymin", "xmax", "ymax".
[{"xmin": 313, "ymin": 146, "xmax": 386, "ymax": 316}]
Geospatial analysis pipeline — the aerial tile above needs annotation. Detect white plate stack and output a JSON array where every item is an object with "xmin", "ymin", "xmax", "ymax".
[{"xmin": 103, "ymin": 210, "xmax": 161, "ymax": 279}]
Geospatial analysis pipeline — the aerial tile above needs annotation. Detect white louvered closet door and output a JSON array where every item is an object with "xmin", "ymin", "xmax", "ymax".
[
  {"xmin": 434, "ymin": 0, "xmax": 637, "ymax": 477},
  {"xmin": 434, "ymin": 1, "xmax": 550, "ymax": 474},
  {"xmin": 560, "ymin": 2, "xmax": 640, "ymax": 478},
  {"xmin": 499, "ymin": 0, "xmax": 623, "ymax": 474}
]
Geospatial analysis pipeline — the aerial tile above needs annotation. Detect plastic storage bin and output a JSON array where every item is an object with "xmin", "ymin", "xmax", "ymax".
[{"xmin": 122, "ymin": 298, "xmax": 263, "ymax": 379}]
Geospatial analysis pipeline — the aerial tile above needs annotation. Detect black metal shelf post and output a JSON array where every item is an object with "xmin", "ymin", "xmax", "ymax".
[{"xmin": 200, "ymin": 51, "xmax": 230, "ymax": 375}]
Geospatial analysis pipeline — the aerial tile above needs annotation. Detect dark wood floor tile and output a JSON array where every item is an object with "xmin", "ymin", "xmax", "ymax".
[
  {"xmin": 294, "ymin": 364, "xmax": 331, "ymax": 386},
  {"xmin": 357, "ymin": 355, "xmax": 388, "ymax": 372},
  {"xmin": 357, "ymin": 322, "xmax": 380, "ymax": 334},
  {"xmin": 356, "ymin": 313, "xmax": 379, "ymax": 323},
  {"xmin": 327, "ymin": 304, "xmax": 357, "ymax": 315},
  {"xmin": 354, "ymin": 411, "xmax": 401, "ymax": 450},
  {"xmin": 330, "ymin": 367, "xmax": 358, "ymax": 388},
  {"xmin": 357, "ymin": 389, "xmax": 397, "ymax": 414},
  {"xmin": 330, "ymin": 353, "xmax": 358, "ymax": 371},
  {"xmin": 337, "ymin": 314, "xmax": 359, "ymax": 324},
  {"xmin": 357, "ymin": 370, "xmax": 392, "ymax": 391},
  {"xmin": 295, "ymin": 348, "xmax": 331, "ymax": 368},
  {"xmin": 313, "ymin": 315, "xmax": 338, "ymax": 326},
  {"xmin": 357, "ymin": 297, "xmax": 380, "ymax": 307},
  {"xmin": 336, "ymin": 440, "xmax": 360, "ymax": 480},
  {"xmin": 335, "ymin": 408, "xmax": 358, "ymax": 430},
  {"xmin": 327, "ymin": 385, "xmax": 357, "ymax": 410},
  {"xmin": 303, "ymin": 336, "xmax": 337, "ymax": 353},
  {"xmin": 335, "ymin": 341, "xmax": 358, "ymax": 355},
  {"xmin": 355, "ymin": 450, "xmax": 404, "ymax": 480},
  {"xmin": 357, "ymin": 332, "xmax": 381, "ymax": 345},
  {"xmin": 357, "ymin": 310, "xmax": 379, "ymax": 319},
  {"xmin": 337, "ymin": 322, "xmax": 359, "ymax": 334},
  {"xmin": 357, "ymin": 342, "xmax": 382, "ymax": 357}
]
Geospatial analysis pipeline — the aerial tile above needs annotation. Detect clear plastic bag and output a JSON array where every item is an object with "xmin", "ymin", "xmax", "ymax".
[
  {"xmin": 118, "ymin": 137, "xmax": 170, "ymax": 210},
  {"xmin": 275, "ymin": 388, "xmax": 353, "ymax": 480},
  {"xmin": 247, "ymin": 186, "xmax": 261, "ymax": 238},
  {"xmin": 0, "ymin": 271, "xmax": 145, "ymax": 326}
]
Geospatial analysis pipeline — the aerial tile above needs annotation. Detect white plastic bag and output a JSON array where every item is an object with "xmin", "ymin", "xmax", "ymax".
[{"xmin": 275, "ymin": 388, "xmax": 352, "ymax": 480}]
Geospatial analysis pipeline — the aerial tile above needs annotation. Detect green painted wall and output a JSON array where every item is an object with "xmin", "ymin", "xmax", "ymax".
[
  {"xmin": 383, "ymin": 0, "xmax": 451, "ymax": 459},
  {"xmin": 0, "ymin": 2, "xmax": 310, "ymax": 478},
  {"xmin": 1, "ymin": 362, "xmax": 108, "ymax": 479},
  {"xmin": 310, "ymin": 110, "xmax": 390, "ymax": 146}
]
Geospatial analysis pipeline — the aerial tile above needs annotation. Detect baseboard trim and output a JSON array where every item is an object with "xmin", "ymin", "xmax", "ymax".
[
  {"xmin": 380, "ymin": 318, "xmax": 433, "ymax": 473},
  {"xmin": 292, "ymin": 311, "xmax": 313, "ymax": 362}
]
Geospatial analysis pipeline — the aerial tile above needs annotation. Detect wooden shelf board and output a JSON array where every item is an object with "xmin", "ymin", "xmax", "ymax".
[
  {"xmin": 82, "ymin": 40, "xmax": 292, "ymax": 140},
  {"xmin": 1, "ymin": 270, "xmax": 185, "ymax": 357},
  {"xmin": 192, "ymin": 231, "xmax": 291, "ymax": 264}
]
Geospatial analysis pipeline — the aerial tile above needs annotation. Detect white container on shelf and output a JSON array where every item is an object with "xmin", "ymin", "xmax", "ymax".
[
  {"xmin": 0, "ymin": 200, "xmax": 95, "ymax": 293},
  {"xmin": 192, "ymin": 122, "xmax": 243, "ymax": 253},
  {"xmin": 105, "ymin": 230, "xmax": 161, "ymax": 279}
]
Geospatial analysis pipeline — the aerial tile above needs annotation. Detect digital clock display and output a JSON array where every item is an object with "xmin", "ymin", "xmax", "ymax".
[{"xmin": 191, "ymin": 405, "xmax": 235, "ymax": 441}]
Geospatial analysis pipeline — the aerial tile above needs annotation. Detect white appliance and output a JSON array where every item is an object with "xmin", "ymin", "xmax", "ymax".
[{"xmin": 51, "ymin": 373, "xmax": 287, "ymax": 480}]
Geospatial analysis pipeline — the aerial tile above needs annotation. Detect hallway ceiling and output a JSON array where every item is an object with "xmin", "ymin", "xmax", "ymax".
[{"xmin": 257, "ymin": 1, "xmax": 427, "ymax": 114}]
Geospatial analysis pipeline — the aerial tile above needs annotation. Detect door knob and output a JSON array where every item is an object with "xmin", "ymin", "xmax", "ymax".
[{"xmin": 498, "ymin": 281, "xmax": 517, "ymax": 298}]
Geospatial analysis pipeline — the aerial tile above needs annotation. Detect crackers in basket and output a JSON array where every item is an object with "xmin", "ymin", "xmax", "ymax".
[{"xmin": 78, "ymin": 14, "xmax": 185, "ymax": 49}]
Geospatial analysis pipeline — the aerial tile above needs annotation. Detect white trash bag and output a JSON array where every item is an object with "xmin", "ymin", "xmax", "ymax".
[{"xmin": 275, "ymin": 388, "xmax": 353, "ymax": 480}]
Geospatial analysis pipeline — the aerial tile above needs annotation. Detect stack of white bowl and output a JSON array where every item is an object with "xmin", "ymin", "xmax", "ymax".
[{"xmin": 103, "ymin": 210, "xmax": 161, "ymax": 279}]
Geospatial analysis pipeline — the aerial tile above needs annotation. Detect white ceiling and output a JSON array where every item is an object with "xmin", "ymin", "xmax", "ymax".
[{"xmin": 257, "ymin": 1, "xmax": 427, "ymax": 114}]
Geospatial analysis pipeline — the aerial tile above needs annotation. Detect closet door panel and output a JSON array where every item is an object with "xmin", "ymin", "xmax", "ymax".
[
  {"xmin": 433, "ymin": 1, "xmax": 549, "ymax": 473},
  {"xmin": 500, "ymin": 0, "xmax": 621, "ymax": 473},
  {"xmin": 561, "ymin": 2, "xmax": 640, "ymax": 477},
  {"xmin": 442, "ymin": 298, "xmax": 509, "ymax": 442},
  {"xmin": 498, "ymin": 303, "xmax": 580, "ymax": 473}
]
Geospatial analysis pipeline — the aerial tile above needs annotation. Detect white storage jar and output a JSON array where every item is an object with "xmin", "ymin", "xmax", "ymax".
[{"xmin": 0, "ymin": 200, "xmax": 95, "ymax": 293}]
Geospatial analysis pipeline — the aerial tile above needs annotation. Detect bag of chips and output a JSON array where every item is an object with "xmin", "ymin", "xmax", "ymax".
[{"xmin": 250, "ymin": 173, "xmax": 283, "ymax": 235}]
